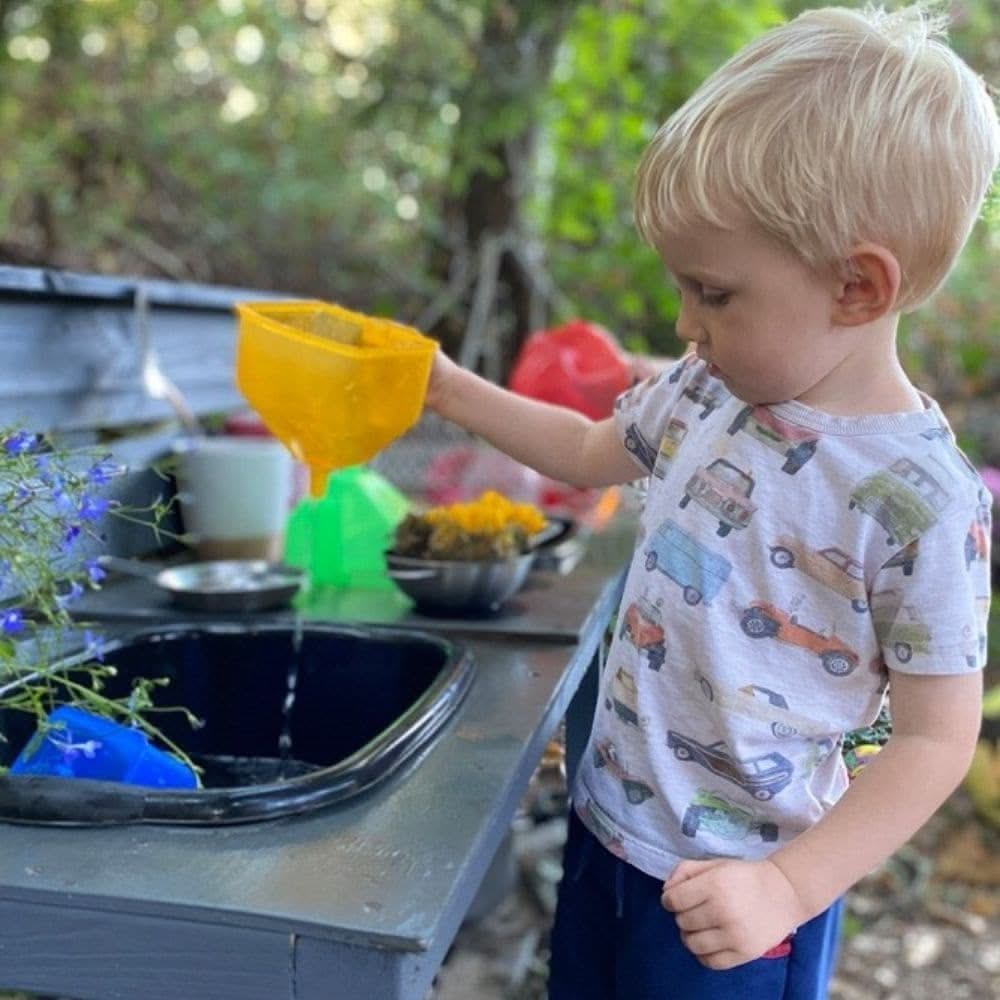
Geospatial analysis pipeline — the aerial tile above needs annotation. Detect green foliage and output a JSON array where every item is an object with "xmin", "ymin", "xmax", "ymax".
[
  {"xmin": 0, "ymin": 0, "xmax": 996, "ymax": 450},
  {"xmin": 531, "ymin": 0, "xmax": 786, "ymax": 356},
  {"xmin": 0, "ymin": 0, "xmax": 472, "ymax": 303}
]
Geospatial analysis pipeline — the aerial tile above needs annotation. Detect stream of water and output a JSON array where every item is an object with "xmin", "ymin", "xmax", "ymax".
[{"xmin": 277, "ymin": 614, "xmax": 306, "ymax": 777}]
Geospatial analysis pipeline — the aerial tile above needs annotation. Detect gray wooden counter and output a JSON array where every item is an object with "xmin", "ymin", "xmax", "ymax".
[
  {"xmin": 0, "ymin": 554, "xmax": 627, "ymax": 1000},
  {"xmin": 0, "ymin": 263, "xmax": 634, "ymax": 998}
]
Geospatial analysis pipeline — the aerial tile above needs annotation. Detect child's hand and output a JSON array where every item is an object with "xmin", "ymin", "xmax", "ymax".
[
  {"xmin": 424, "ymin": 347, "xmax": 461, "ymax": 414},
  {"xmin": 660, "ymin": 857, "xmax": 805, "ymax": 970}
]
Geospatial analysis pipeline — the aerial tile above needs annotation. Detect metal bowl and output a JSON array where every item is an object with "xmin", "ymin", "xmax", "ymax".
[
  {"xmin": 385, "ymin": 551, "xmax": 534, "ymax": 614},
  {"xmin": 98, "ymin": 555, "xmax": 305, "ymax": 613}
]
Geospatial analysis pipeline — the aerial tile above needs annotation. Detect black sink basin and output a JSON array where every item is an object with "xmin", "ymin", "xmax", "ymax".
[{"xmin": 0, "ymin": 622, "xmax": 473, "ymax": 825}]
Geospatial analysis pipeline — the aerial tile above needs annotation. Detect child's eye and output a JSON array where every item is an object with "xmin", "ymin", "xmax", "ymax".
[{"xmin": 699, "ymin": 288, "xmax": 731, "ymax": 308}]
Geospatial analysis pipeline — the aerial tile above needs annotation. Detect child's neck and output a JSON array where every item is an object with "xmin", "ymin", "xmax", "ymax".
[{"xmin": 794, "ymin": 318, "xmax": 923, "ymax": 418}]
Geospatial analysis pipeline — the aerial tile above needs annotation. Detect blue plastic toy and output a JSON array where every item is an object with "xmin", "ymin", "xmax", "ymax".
[{"xmin": 10, "ymin": 705, "xmax": 197, "ymax": 789}]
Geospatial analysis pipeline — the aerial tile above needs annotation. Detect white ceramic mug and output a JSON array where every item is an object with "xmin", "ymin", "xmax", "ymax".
[{"xmin": 173, "ymin": 437, "xmax": 294, "ymax": 562}]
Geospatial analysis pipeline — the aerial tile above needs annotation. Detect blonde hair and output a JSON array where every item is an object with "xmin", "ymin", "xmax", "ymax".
[{"xmin": 634, "ymin": 3, "xmax": 999, "ymax": 311}]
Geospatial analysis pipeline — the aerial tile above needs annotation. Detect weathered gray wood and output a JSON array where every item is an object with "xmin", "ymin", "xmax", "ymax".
[
  {"xmin": 0, "ymin": 264, "xmax": 290, "ymax": 433},
  {"xmin": 294, "ymin": 935, "xmax": 427, "ymax": 1000},
  {"xmin": 0, "ymin": 299, "xmax": 243, "ymax": 430},
  {"xmin": 0, "ymin": 263, "xmax": 633, "ymax": 1000},
  {"xmin": 0, "ymin": 899, "xmax": 293, "ymax": 1000},
  {"xmin": 0, "ymin": 591, "xmax": 623, "ymax": 1000},
  {"xmin": 0, "ymin": 265, "xmax": 276, "ymax": 310},
  {"xmin": 565, "ymin": 647, "xmax": 602, "ymax": 788}
]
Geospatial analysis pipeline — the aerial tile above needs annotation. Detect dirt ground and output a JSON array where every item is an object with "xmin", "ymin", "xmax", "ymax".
[{"xmin": 429, "ymin": 761, "xmax": 1000, "ymax": 1000}]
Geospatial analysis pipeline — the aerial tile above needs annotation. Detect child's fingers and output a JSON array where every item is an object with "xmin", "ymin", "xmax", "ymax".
[
  {"xmin": 663, "ymin": 859, "xmax": 702, "ymax": 888},
  {"xmin": 678, "ymin": 927, "xmax": 727, "ymax": 958},
  {"xmin": 672, "ymin": 901, "xmax": 716, "ymax": 933},
  {"xmin": 688, "ymin": 945, "xmax": 745, "ymax": 972},
  {"xmin": 662, "ymin": 857, "xmax": 722, "ymax": 891},
  {"xmin": 661, "ymin": 874, "xmax": 709, "ymax": 913}
]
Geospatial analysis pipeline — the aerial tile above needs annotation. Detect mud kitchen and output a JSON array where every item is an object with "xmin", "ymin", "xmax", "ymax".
[{"xmin": 0, "ymin": 267, "xmax": 630, "ymax": 1000}]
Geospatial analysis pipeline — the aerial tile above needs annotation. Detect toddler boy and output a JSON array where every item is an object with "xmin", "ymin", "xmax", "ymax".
[{"xmin": 424, "ymin": 4, "xmax": 997, "ymax": 996}]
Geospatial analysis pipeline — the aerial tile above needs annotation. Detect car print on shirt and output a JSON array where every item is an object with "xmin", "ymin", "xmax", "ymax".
[
  {"xmin": 653, "ymin": 418, "xmax": 688, "ymax": 479},
  {"xmin": 971, "ymin": 595, "xmax": 990, "ymax": 668},
  {"xmin": 695, "ymin": 672, "xmax": 799, "ymax": 739},
  {"xmin": 579, "ymin": 798, "xmax": 627, "ymax": 859},
  {"xmin": 666, "ymin": 731, "xmax": 794, "ymax": 800},
  {"xmin": 883, "ymin": 538, "xmax": 919, "ymax": 577},
  {"xmin": 768, "ymin": 535, "xmax": 868, "ymax": 612},
  {"xmin": 680, "ymin": 459, "xmax": 757, "ymax": 537},
  {"xmin": 961, "ymin": 626, "xmax": 983, "ymax": 669},
  {"xmin": 667, "ymin": 353, "xmax": 699, "ymax": 384},
  {"xmin": 681, "ymin": 372, "xmax": 727, "ymax": 419},
  {"xmin": 739, "ymin": 601, "xmax": 859, "ymax": 676},
  {"xmin": 738, "ymin": 685, "xmax": 799, "ymax": 738},
  {"xmin": 681, "ymin": 788, "xmax": 779, "ymax": 843},
  {"xmin": 614, "ymin": 376, "xmax": 654, "ymax": 415},
  {"xmin": 593, "ymin": 739, "xmax": 655, "ymax": 805},
  {"xmin": 849, "ymin": 458, "xmax": 949, "ymax": 546},
  {"xmin": 624, "ymin": 422, "xmax": 658, "ymax": 472},
  {"xmin": 965, "ymin": 503, "xmax": 990, "ymax": 569},
  {"xmin": 619, "ymin": 597, "xmax": 667, "ymax": 670},
  {"xmin": 919, "ymin": 425, "xmax": 952, "ymax": 442},
  {"xmin": 644, "ymin": 519, "xmax": 733, "ymax": 606},
  {"xmin": 870, "ymin": 589, "xmax": 932, "ymax": 664},
  {"xmin": 726, "ymin": 404, "xmax": 819, "ymax": 474},
  {"xmin": 605, "ymin": 667, "xmax": 643, "ymax": 729}
]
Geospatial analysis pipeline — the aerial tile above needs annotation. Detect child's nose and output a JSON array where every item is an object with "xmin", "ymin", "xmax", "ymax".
[{"xmin": 675, "ymin": 300, "xmax": 707, "ymax": 345}]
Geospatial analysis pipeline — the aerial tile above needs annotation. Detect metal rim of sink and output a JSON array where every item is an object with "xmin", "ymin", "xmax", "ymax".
[{"xmin": 0, "ymin": 621, "xmax": 475, "ymax": 826}]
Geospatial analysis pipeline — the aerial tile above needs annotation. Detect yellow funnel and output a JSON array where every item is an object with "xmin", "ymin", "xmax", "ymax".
[{"xmin": 235, "ymin": 300, "xmax": 437, "ymax": 496}]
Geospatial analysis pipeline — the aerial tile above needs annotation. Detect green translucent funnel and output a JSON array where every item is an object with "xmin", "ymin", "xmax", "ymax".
[{"xmin": 284, "ymin": 466, "xmax": 410, "ymax": 590}]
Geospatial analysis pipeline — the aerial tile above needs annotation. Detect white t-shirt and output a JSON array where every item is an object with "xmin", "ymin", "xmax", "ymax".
[{"xmin": 573, "ymin": 356, "xmax": 992, "ymax": 880}]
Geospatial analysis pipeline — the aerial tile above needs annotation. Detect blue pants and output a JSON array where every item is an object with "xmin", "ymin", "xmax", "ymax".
[{"xmin": 548, "ymin": 809, "xmax": 842, "ymax": 1000}]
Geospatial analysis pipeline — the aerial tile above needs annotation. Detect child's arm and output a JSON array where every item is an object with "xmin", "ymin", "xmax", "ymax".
[
  {"xmin": 661, "ymin": 669, "xmax": 982, "ymax": 970},
  {"xmin": 425, "ymin": 348, "xmax": 641, "ymax": 488}
]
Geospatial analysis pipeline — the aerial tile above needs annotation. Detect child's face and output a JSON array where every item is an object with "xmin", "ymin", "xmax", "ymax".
[{"xmin": 657, "ymin": 222, "xmax": 851, "ymax": 406}]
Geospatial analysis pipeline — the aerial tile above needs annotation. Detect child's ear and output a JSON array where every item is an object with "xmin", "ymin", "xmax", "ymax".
[{"xmin": 831, "ymin": 245, "xmax": 901, "ymax": 326}]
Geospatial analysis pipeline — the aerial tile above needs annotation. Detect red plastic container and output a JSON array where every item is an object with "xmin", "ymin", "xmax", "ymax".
[{"xmin": 507, "ymin": 320, "xmax": 631, "ymax": 421}]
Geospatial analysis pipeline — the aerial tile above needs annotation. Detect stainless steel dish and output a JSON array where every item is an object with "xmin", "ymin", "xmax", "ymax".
[
  {"xmin": 97, "ymin": 555, "xmax": 305, "ymax": 613},
  {"xmin": 385, "ymin": 551, "xmax": 534, "ymax": 614}
]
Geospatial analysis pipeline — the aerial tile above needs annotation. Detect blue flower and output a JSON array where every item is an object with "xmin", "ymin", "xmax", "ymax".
[
  {"xmin": 56, "ymin": 581, "xmax": 84, "ymax": 608},
  {"xmin": 83, "ymin": 629, "xmax": 106, "ymax": 662},
  {"xmin": 3, "ymin": 430, "xmax": 36, "ymax": 455},
  {"xmin": 86, "ymin": 458, "xmax": 118, "ymax": 486},
  {"xmin": 78, "ymin": 495, "xmax": 110, "ymax": 522},
  {"xmin": 85, "ymin": 559, "xmax": 106, "ymax": 584},
  {"xmin": 1, "ymin": 608, "xmax": 25, "ymax": 634}
]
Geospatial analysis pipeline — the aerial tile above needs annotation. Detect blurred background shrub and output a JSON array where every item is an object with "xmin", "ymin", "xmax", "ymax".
[{"xmin": 0, "ymin": 0, "xmax": 995, "ymax": 459}]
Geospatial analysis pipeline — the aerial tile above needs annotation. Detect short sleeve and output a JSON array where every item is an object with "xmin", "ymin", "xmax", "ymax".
[
  {"xmin": 613, "ymin": 354, "xmax": 703, "ymax": 475},
  {"xmin": 870, "ymin": 498, "xmax": 992, "ymax": 675}
]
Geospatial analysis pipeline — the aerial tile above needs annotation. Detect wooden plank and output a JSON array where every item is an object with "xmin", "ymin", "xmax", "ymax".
[
  {"xmin": 0, "ymin": 264, "xmax": 293, "ymax": 432},
  {"xmin": 0, "ymin": 299, "xmax": 244, "ymax": 430},
  {"xmin": 0, "ymin": 265, "xmax": 278, "ymax": 310},
  {"xmin": 293, "ymin": 935, "xmax": 428, "ymax": 1000},
  {"xmin": 0, "ymin": 897, "xmax": 293, "ymax": 1000}
]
